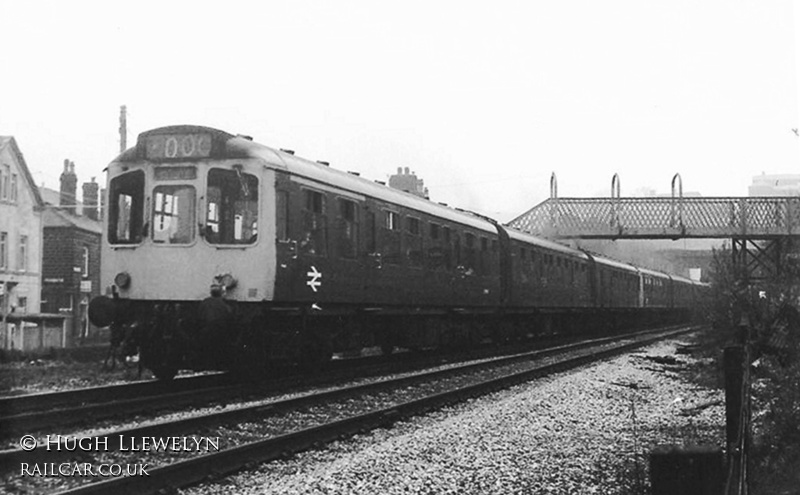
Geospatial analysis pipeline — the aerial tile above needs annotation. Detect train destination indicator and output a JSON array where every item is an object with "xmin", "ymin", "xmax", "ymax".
[
  {"xmin": 154, "ymin": 166, "xmax": 197, "ymax": 181},
  {"xmin": 145, "ymin": 133, "xmax": 213, "ymax": 160}
]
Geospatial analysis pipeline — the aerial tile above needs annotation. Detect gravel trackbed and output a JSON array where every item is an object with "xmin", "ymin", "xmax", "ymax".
[{"xmin": 180, "ymin": 337, "xmax": 724, "ymax": 495}]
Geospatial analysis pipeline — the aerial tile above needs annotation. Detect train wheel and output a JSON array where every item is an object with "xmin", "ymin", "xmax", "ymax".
[
  {"xmin": 151, "ymin": 365, "xmax": 178, "ymax": 381},
  {"xmin": 377, "ymin": 326, "xmax": 395, "ymax": 355},
  {"xmin": 301, "ymin": 333, "xmax": 333, "ymax": 365}
]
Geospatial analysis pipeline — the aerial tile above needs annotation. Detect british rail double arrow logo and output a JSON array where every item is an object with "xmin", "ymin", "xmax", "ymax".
[{"xmin": 307, "ymin": 266, "xmax": 322, "ymax": 292}]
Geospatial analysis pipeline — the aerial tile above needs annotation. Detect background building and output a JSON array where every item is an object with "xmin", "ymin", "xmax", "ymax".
[
  {"xmin": 40, "ymin": 160, "xmax": 103, "ymax": 345},
  {"xmin": 389, "ymin": 167, "xmax": 429, "ymax": 199},
  {"xmin": 0, "ymin": 136, "xmax": 47, "ymax": 349},
  {"xmin": 749, "ymin": 173, "xmax": 800, "ymax": 196}
]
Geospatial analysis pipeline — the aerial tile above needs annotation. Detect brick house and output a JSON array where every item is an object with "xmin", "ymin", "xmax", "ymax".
[
  {"xmin": 40, "ymin": 160, "xmax": 103, "ymax": 344},
  {"xmin": 0, "ymin": 136, "xmax": 46, "ymax": 349}
]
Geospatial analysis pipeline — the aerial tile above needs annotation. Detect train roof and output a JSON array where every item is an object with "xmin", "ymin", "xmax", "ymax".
[
  {"xmin": 231, "ymin": 135, "xmax": 503, "ymax": 235},
  {"xmin": 116, "ymin": 126, "xmax": 706, "ymax": 286}
]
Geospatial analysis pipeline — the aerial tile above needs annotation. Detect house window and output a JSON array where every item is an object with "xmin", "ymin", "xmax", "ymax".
[
  {"xmin": 18, "ymin": 235, "xmax": 27, "ymax": 271},
  {"xmin": 1, "ymin": 164, "xmax": 9, "ymax": 200},
  {"xmin": 0, "ymin": 232, "xmax": 6, "ymax": 268},
  {"xmin": 10, "ymin": 174, "xmax": 17, "ymax": 203},
  {"xmin": 82, "ymin": 246, "xmax": 89, "ymax": 277}
]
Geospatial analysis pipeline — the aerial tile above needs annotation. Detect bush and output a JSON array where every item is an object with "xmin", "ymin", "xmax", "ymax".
[{"xmin": 701, "ymin": 244, "xmax": 800, "ymax": 493}]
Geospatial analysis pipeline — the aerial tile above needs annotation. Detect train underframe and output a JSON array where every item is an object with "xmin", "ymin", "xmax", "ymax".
[{"xmin": 113, "ymin": 299, "xmax": 695, "ymax": 380}]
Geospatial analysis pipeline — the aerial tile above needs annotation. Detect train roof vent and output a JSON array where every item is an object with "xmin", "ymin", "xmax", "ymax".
[
  {"xmin": 375, "ymin": 180, "xmax": 386, "ymax": 185},
  {"xmin": 316, "ymin": 160, "xmax": 330, "ymax": 166},
  {"xmin": 438, "ymin": 202, "xmax": 448, "ymax": 207},
  {"xmin": 280, "ymin": 148, "xmax": 295, "ymax": 155},
  {"xmin": 347, "ymin": 171, "xmax": 360, "ymax": 176},
  {"xmin": 237, "ymin": 134, "xmax": 253, "ymax": 141}
]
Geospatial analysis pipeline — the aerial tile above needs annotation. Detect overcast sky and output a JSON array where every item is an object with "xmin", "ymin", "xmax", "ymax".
[{"xmin": 2, "ymin": 1, "xmax": 799, "ymax": 222}]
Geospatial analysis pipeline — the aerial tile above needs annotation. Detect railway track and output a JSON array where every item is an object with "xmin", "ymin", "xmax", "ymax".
[
  {"xmin": 0, "ymin": 351, "xmax": 442, "ymax": 439},
  {"xmin": 0, "ymin": 373, "xmax": 240, "ymax": 440},
  {"xmin": 1, "ymin": 325, "xmax": 700, "ymax": 494},
  {"xmin": 0, "ymin": 330, "xmax": 635, "ymax": 440}
]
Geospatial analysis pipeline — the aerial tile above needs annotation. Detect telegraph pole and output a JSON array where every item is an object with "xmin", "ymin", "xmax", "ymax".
[{"xmin": 119, "ymin": 105, "xmax": 127, "ymax": 152}]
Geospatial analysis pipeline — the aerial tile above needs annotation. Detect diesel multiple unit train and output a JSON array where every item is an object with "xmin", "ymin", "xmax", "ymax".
[{"xmin": 88, "ymin": 125, "xmax": 706, "ymax": 379}]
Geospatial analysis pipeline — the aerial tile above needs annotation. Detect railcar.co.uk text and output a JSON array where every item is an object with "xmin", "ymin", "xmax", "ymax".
[{"xmin": 17, "ymin": 435, "xmax": 221, "ymax": 478}]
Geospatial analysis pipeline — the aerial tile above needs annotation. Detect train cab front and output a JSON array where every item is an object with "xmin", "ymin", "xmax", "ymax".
[{"xmin": 91, "ymin": 126, "xmax": 277, "ymax": 380}]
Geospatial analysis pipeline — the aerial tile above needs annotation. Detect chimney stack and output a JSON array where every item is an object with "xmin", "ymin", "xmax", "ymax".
[
  {"xmin": 59, "ymin": 159, "xmax": 78, "ymax": 210},
  {"xmin": 82, "ymin": 177, "xmax": 99, "ymax": 220}
]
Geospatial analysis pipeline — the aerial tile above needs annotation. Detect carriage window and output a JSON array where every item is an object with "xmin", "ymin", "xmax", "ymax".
[
  {"xmin": 386, "ymin": 211, "xmax": 399, "ymax": 230},
  {"xmin": 479, "ymin": 237, "xmax": 489, "ymax": 274},
  {"xmin": 205, "ymin": 168, "xmax": 259, "ymax": 245},
  {"xmin": 407, "ymin": 217, "xmax": 421, "ymax": 235},
  {"xmin": 153, "ymin": 185, "xmax": 196, "ymax": 244},
  {"xmin": 276, "ymin": 191, "xmax": 289, "ymax": 241},
  {"xmin": 300, "ymin": 189, "xmax": 327, "ymax": 256},
  {"xmin": 463, "ymin": 233, "xmax": 476, "ymax": 272},
  {"xmin": 454, "ymin": 233, "xmax": 462, "ymax": 266},
  {"xmin": 427, "ymin": 223, "xmax": 448, "ymax": 270},
  {"xmin": 366, "ymin": 210, "xmax": 376, "ymax": 253},
  {"xmin": 338, "ymin": 198, "xmax": 358, "ymax": 259},
  {"xmin": 406, "ymin": 217, "xmax": 422, "ymax": 267},
  {"xmin": 465, "ymin": 233, "xmax": 475, "ymax": 248},
  {"xmin": 429, "ymin": 223, "xmax": 440, "ymax": 240},
  {"xmin": 382, "ymin": 209, "xmax": 401, "ymax": 264},
  {"xmin": 108, "ymin": 170, "xmax": 144, "ymax": 244}
]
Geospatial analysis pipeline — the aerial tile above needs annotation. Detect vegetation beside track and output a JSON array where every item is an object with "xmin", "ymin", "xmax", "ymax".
[
  {"xmin": 0, "ymin": 346, "xmax": 154, "ymax": 395},
  {"xmin": 697, "ymin": 244, "xmax": 800, "ymax": 494}
]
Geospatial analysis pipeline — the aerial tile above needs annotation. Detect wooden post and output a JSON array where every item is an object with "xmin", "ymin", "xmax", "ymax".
[{"xmin": 724, "ymin": 346, "xmax": 745, "ymax": 453}]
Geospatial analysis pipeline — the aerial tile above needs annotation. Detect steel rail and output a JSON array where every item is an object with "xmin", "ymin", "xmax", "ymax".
[
  {"xmin": 0, "ymin": 325, "xmax": 681, "ymax": 440},
  {"xmin": 0, "ymin": 324, "xmax": 695, "ymax": 474},
  {"xmin": 0, "ymin": 372, "xmax": 231, "ymax": 418},
  {"xmin": 42, "ymin": 326, "xmax": 697, "ymax": 495}
]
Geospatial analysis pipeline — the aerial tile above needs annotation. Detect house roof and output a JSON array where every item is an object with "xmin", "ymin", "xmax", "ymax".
[
  {"xmin": 42, "ymin": 207, "xmax": 102, "ymax": 234},
  {"xmin": 0, "ymin": 136, "xmax": 45, "ymax": 207},
  {"xmin": 39, "ymin": 186, "xmax": 84, "ymax": 215}
]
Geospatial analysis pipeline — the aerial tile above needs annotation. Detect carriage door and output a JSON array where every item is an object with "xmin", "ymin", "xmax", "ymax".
[
  {"xmin": 274, "ymin": 185, "xmax": 298, "ymax": 300},
  {"xmin": 276, "ymin": 184, "xmax": 331, "ymax": 303}
]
